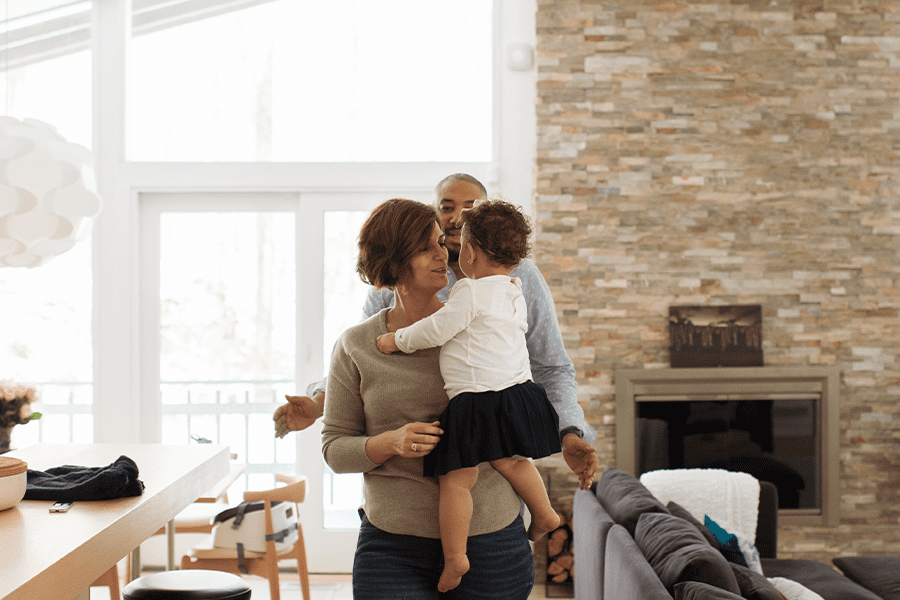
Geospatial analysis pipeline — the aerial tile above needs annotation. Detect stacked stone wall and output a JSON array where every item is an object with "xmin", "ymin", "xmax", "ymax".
[{"xmin": 535, "ymin": 0, "xmax": 900, "ymax": 561}]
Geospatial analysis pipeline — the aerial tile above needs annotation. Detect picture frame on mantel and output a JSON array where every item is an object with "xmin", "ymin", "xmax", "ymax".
[{"xmin": 669, "ymin": 305, "xmax": 763, "ymax": 368}]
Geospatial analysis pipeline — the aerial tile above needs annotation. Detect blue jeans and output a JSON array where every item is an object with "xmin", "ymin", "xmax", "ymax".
[{"xmin": 353, "ymin": 511, "xmax": 534, "ymax": 599}]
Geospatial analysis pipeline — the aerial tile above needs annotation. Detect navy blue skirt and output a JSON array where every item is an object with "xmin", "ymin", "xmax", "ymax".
[{"xmin": 424, "ymin": 380, "xmax": 562, "ymax": 477}]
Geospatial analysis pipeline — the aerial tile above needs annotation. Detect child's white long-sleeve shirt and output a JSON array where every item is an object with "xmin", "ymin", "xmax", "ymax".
[{"xmin": 394, "ymin": 275, "xmax": 532, "ymax": 399}]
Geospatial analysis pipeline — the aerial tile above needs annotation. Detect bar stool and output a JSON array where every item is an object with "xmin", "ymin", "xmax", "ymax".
[{"xmin": 122, "ymin": 569, "xmax": 251, "ymax": 599}]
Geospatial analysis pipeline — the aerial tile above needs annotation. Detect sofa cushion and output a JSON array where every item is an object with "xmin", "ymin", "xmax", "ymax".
[
  {"xmin": 635, "ymin": 512, "xmax": 742, "ymax": 596},
  {"xmin": 596, "ymin": 467, "xmax": 669, "ymax": 536},
  {"xmin": 675, "ymin": 581, "xmax": 746, "ymax": 600},
  {"xmin": 668, "ymin": 501, "xmax": 719, "ymax": 547},
  {"xmin": 833, "ymin": 556, "xmax": 900, "ymax": 600},
  {"xmin": 731, "ymin": 563, "xmax": 784, "ymax": 600},
  {"xmin": 762, "ymin": 558, "xmax": 883, "ymax": 600}
]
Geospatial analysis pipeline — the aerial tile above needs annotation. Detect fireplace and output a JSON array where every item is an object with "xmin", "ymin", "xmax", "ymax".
[{"xmin": 615, "ymin": 366, "xmax": 840, "ymax": 526}]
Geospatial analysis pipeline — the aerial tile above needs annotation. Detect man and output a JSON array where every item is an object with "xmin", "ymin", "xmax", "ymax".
[{"xmin": 274, "ymin": 174, "xmax": 598, "ymax": 489}]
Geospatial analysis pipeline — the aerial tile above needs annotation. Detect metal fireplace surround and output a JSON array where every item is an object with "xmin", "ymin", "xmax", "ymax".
[{"xmin": 615, "ymin": 365, "xmax": 840, "ymax": 526}]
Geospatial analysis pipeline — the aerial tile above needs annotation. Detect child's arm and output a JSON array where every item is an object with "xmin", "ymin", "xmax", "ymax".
[
  {"xmin": 376, "ymin": 332, "xmax": 400, "ymax": 354},
  {"xmin": 394, "ymin": 280, "xmax": 477, "ymax": 353}
]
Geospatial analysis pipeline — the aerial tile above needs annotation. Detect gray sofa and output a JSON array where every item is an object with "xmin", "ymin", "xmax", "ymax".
[{"xmin": 573, "ymin": 467, "xmax": 884, "ymax": 600}]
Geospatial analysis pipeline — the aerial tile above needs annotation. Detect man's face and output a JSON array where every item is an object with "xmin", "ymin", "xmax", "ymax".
[{"xmin": 437, "ymin": 180, "xmax": 482, "ymax": 263}]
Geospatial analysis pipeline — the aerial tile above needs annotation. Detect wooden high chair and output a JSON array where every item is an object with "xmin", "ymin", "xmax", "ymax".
[{"xmin": 180, "ymin": 474, "xmax": 310, "ymax": 600}]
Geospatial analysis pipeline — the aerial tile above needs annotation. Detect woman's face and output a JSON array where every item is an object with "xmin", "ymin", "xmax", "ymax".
[{"xmin": 400, "ymin": 222, "xmax": 449, "ymax": 294}]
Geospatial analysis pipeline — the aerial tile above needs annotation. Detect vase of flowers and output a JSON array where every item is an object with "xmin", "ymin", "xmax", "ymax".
[{"xmin": 0, "ymin": 381, "xmax": 42, "ymax": 453}]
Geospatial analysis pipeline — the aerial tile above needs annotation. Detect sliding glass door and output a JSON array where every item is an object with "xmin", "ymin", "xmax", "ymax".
[{"xmin": 140, "ymin": 191, "xmax": 387, "ymax": 571}]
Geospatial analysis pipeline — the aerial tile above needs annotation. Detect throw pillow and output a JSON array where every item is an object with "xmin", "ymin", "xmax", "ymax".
[
  {"xmin": 595, "ymin": 467, "xmax": 669, "ymax": 536},
  {"xmin": 705, "ymin": 514, "xmax": 764, "ymax": 574},
  {"xmin": 730, "ymin": 563, "xmax": 784, "ymax": 600},
  {"xmin": 676, "ymin": 581, "xmax": 745, "ymax": 600},
  {"xmin": 768, "ymin": 577, "xmax": 826, "ymax": 600},
  {"xmin": 704, "ymin": 515, "xmax": 747, "ymax": 567},
  {"xmin": 635, "ymin": 512, "xmax": 742, "ymax": 596}
]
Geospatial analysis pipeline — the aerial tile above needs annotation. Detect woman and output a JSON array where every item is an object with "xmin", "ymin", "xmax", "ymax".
[{"xmin": 322, "ymin": 198, "xmax": 534, "ymax": 599}]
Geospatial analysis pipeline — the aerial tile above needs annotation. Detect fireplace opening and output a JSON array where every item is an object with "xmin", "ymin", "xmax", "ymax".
[
  {"xmin": 637, "ymin": 397, "xmax": 818, "ymax": 510},
  {"xmin": 616, "ymin": 366, "xmax": 840, "ymax": 526}
]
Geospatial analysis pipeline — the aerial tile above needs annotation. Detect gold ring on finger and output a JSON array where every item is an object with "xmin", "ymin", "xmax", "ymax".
[{"xmin": 412, "ymin": 442, "xmax": 418, "ymax": 452}]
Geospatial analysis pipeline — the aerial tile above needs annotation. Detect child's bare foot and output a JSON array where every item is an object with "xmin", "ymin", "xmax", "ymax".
[
  {"xmin": 527, "ymin": 510, "xmax": 561, "ymax": 541},
  {"xmin": 438, "ymin": 552, "xmax": 470, "ymax": 592}
]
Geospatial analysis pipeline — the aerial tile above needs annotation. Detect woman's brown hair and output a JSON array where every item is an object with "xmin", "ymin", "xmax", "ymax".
[
  {"xmin": 462, "ymin": 199, "xmax": 531, "ymax": 268},
  {"xmin": 356, "ymin": 198, "xmax": 440, "ymax": 290}
]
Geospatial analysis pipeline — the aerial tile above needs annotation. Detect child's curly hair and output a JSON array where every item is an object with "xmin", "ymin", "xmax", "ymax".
[{"xmin": 462, "ymin": 199, "xmax": 532, "ymax": 268}]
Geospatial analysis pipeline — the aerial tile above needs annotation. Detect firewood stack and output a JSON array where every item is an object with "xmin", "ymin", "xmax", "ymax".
[{"xmin": 546, "ymin": 511, "xmax": 573, "ymax": 585}]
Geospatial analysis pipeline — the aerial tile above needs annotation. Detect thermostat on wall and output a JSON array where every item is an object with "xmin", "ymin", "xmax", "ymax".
[{"xmin": 507, "ymin": 43, "xmax": 534, "ymax": 71}]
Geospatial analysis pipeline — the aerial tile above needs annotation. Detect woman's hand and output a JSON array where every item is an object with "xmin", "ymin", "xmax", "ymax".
[
  {"xmin": 366, "ymin": 421, "xmax": 443, "ymax": 464},
  {"xmin": 376, "ymin": 333, "xmax": 400, "ymax": 354}
]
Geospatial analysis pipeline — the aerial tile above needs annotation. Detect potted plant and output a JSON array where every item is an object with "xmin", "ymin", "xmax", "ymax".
[{"xmin": 0, "ymin": 380, "xmax": 42, "ymax": 453}]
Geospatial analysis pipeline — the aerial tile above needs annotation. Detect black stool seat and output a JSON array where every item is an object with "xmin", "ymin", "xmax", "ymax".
[{"xmin": 122, "ymin": 569, "xmax": 252, "ymax": 600}]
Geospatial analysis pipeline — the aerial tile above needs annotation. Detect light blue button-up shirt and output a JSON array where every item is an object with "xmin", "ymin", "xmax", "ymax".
[{"xmin": 350, "ymin": 258, "xmax": 596, "ymax": 445}]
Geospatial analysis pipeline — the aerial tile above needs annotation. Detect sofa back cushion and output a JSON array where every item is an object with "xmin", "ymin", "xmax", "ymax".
[
  {"xmin": 667, "ymin": 501, "xmax": 718, "ymax": 547},
  {"xmin": 755, "ymin": 481, "xmax": 779, "ymax": 559},
  {"xmin": 635, "ymin": 512, "xmax": 742, "ymax": 596},
  {"xmin": 675, "ymin": 582, "xmax": 746, "ymax": 600},
  {"xmin": 595, "ymin": 467, "xmax": 669, "ymax": 536}
]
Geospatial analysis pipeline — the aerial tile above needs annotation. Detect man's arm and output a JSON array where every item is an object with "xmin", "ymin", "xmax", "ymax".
[
  {"xmin": 274, "ymin": 286, "xmax": 396, "ymax": 437},
  {"xmin": 274, "ymin": 391, "xmax": 324, "ymax": 438},
  {"xmin": 514, "ymin": 259, "xmax": 599, "ymax": 488},
  {"xmin": 515, "ymin": 260, "xmax": 596, "ymax": 444},
  {"xmin": 362, "ymin": 286, "xmax": 395, "ymax": 321}
]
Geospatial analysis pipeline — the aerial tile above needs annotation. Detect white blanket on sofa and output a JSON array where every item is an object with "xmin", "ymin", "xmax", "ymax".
[{"xmin": 639, "ymin": 468, "xmax": 760, "ymax": 542}]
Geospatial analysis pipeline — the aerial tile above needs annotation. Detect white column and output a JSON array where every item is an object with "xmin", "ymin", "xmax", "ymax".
[
  {"xmin": 496, "ymin": 0, "xmax": 537, "ymax": 214},
  {"xmin": 93, "ymin": 0, "xmax": 141, "ymax": 442}
]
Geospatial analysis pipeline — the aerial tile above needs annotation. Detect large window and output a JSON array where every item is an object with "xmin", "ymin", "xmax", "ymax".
[
  {"xmin": 0, "ymin": 240, "xmax": 93, "ymax": 447},
  {"xmin": 129, "ymin": 0, "xmax": 493, "ymax": 162},
  {"xmin": 1, "ymin": 0, "xmax": 532, "ymax": 571},
  {"xmin": 0, "ymin": 0, "xmax": 94, "ymax": 448},
  {"xmin": 154, "ymin": 208, "xmax": 297, "ymax": 493}
]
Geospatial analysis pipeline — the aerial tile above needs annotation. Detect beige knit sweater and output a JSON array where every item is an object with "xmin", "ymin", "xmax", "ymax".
[{"xmin": 322, "ymin": 308, "xmax": 521, "ymax": 538}]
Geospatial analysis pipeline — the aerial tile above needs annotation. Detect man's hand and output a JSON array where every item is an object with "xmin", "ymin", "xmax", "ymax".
[
  {"xmin": 273, "ymin": 392, "xmax": 325, "ymax": 438},
  {"xmin": 562, "ymin": 433, "xmax": 598, "ymax": 490}
]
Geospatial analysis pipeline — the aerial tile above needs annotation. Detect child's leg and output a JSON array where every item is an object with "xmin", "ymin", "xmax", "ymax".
[
  {"xmin": 490, "ymin": 457, "xmax": 560, "ymax": 541},
  {"xmin": 438, "ymin": 466, "xmax": 479, "ymax": 593}
]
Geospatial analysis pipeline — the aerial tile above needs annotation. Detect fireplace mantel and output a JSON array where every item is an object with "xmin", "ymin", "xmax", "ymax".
[{"xmin": 615, "ymin": 366, "xmax": 840, "ymax": 526}]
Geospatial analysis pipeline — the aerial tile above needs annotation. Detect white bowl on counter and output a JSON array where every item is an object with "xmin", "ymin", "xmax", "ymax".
[{"xmin": 0, "ymin": 456, "xmax": 28, "ymax": 511}]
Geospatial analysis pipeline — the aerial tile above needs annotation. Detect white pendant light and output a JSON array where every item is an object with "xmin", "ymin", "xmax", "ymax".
[{"xmin": 0, "ymin": 116, "xmax": 101, "ymax": 268}]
